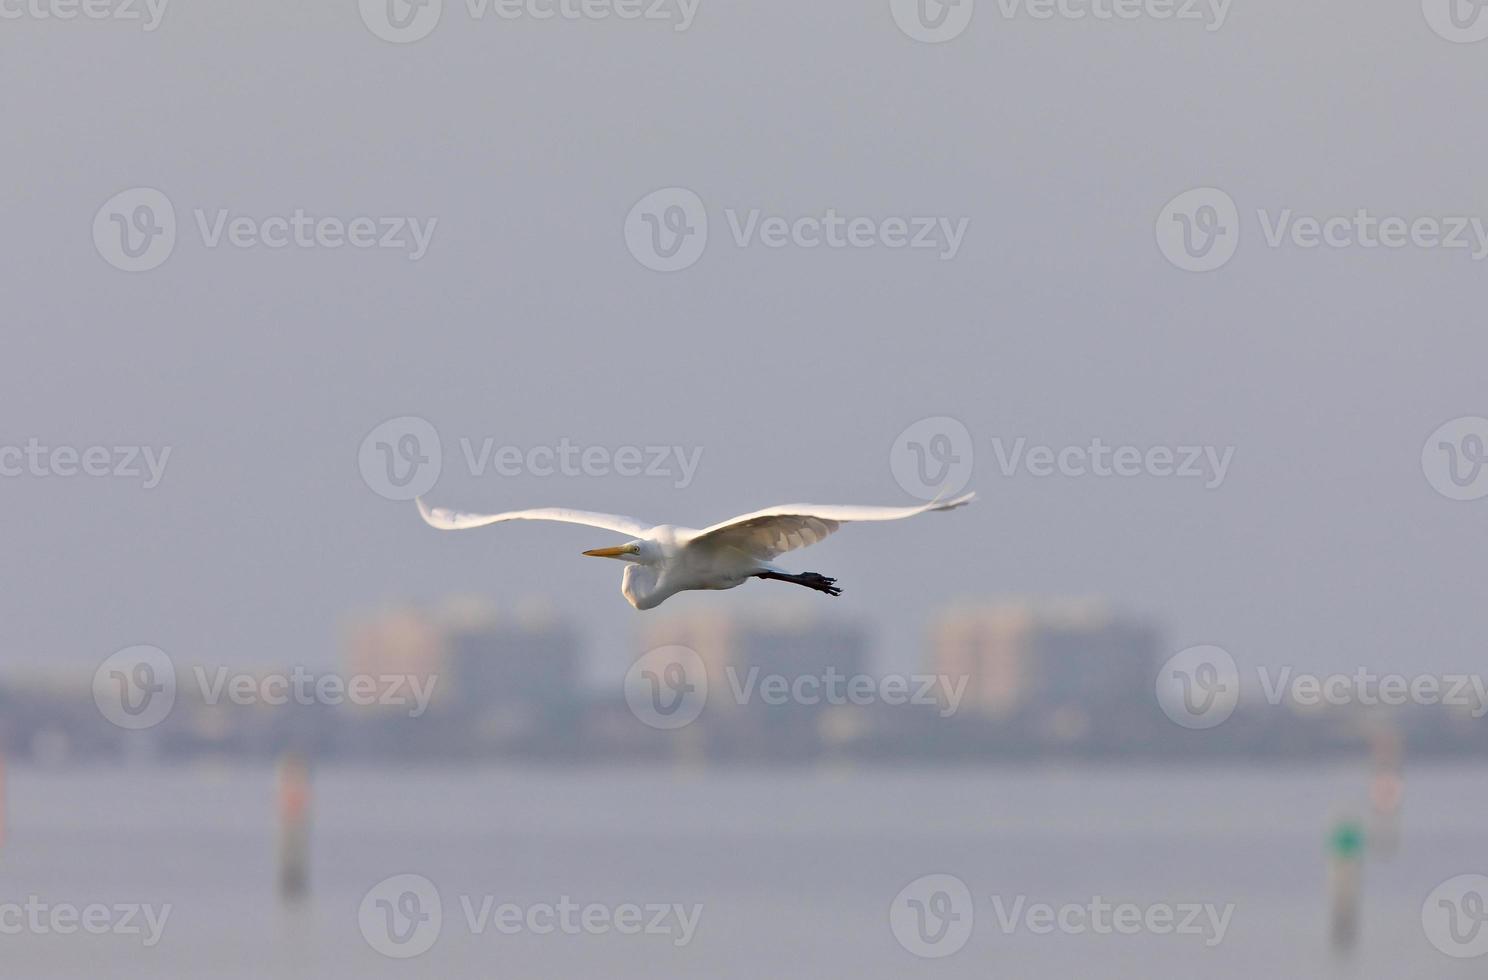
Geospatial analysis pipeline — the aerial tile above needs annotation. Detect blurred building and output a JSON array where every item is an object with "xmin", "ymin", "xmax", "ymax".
[
  {"xmin": 0, "ymin": 667, "xmax": 108, "ymax": 765},
  {"xmin": 929, "ymin": 599, "xmax": 1161, "ymax": 741},
  {"xmin": 340, "ymin": 598, "xmax": 582, "ymax": 755},
  {"xmin": 642, "ymin": 606, "xmax": 868, "ymax": 703},
  {"xmin": 436, "ymin": 598, "xmax": 582, "ymax": 718},
  {"xmin": 340, "ymin": 606, "xmax": 444, "ymax": 713},
  {"xmin": 639, "ymin": 606, "xmax": 869, "ymax": 758}
]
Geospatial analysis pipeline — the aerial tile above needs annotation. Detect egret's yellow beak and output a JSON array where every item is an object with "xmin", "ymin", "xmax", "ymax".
[{"xmin": 582, "ymin": 545, "xmax": 633, "ymax": 559}]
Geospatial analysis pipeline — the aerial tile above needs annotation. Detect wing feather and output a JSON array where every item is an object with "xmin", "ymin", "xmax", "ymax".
[
  {"xmin": 416, "ymin": 498, "xmax": 654, "ymax": 538},
  {"xmin": 687, "ymin": 492, "xmax": 974, "ymax": 560}
]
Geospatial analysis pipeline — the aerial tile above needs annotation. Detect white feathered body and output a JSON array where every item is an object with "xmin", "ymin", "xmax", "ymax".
[{"xmin": 415, "ymin": 494, "xmax": 973, "ymax": 610}]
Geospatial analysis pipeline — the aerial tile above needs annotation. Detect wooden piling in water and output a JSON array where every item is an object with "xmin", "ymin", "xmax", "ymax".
[
  {"xmin": 1328, "ymin": 815, "xmax": 1364, "ymax": 952},
  {"xmin": 277, "ymin": 752, "xmax": 311, "ymax": 901}
]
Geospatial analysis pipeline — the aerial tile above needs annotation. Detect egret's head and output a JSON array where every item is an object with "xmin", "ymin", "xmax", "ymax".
[{"xmin": 582, "ymin": 540, "xmax": 647, "ymax": 562}]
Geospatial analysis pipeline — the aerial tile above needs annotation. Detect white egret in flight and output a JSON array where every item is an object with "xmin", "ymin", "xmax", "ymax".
[{"xmin": 415, "ymin": 492, "xmax": 975, "ymax": 610}]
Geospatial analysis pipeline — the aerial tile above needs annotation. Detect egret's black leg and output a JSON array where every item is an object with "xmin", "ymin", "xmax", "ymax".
[{"xmin": 753, "ymin": 571, "xmax": 842, "ymax": 597}]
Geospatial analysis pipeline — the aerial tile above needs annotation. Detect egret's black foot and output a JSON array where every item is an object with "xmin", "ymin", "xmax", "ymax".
[
  {"xmin": 797, "ymin": 572, "xmax": 842, "ymax": 597},
  {"xmin": 754, "ymin": 571, "xmax": 842, "ymax": 597}
]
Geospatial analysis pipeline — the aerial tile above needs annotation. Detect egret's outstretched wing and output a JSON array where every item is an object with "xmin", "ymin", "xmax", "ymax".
[
  {"xmin": 688, "ymin": 492, "xmax": 975, "ymax": 560},
  {"xmin": 416, "ymin": 498, "xmax": 655, "ymax": 538}
]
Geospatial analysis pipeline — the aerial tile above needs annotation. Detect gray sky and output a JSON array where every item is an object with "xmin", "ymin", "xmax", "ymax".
[{"xmin": 3, "ymin": 0, "xmax": 1486, "ymax": 684}]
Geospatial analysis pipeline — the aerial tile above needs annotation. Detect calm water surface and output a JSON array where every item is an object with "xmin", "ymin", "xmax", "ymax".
[{"xmin": 1, "ymin": 763, "xmax": 1481, "ymax": 978}]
